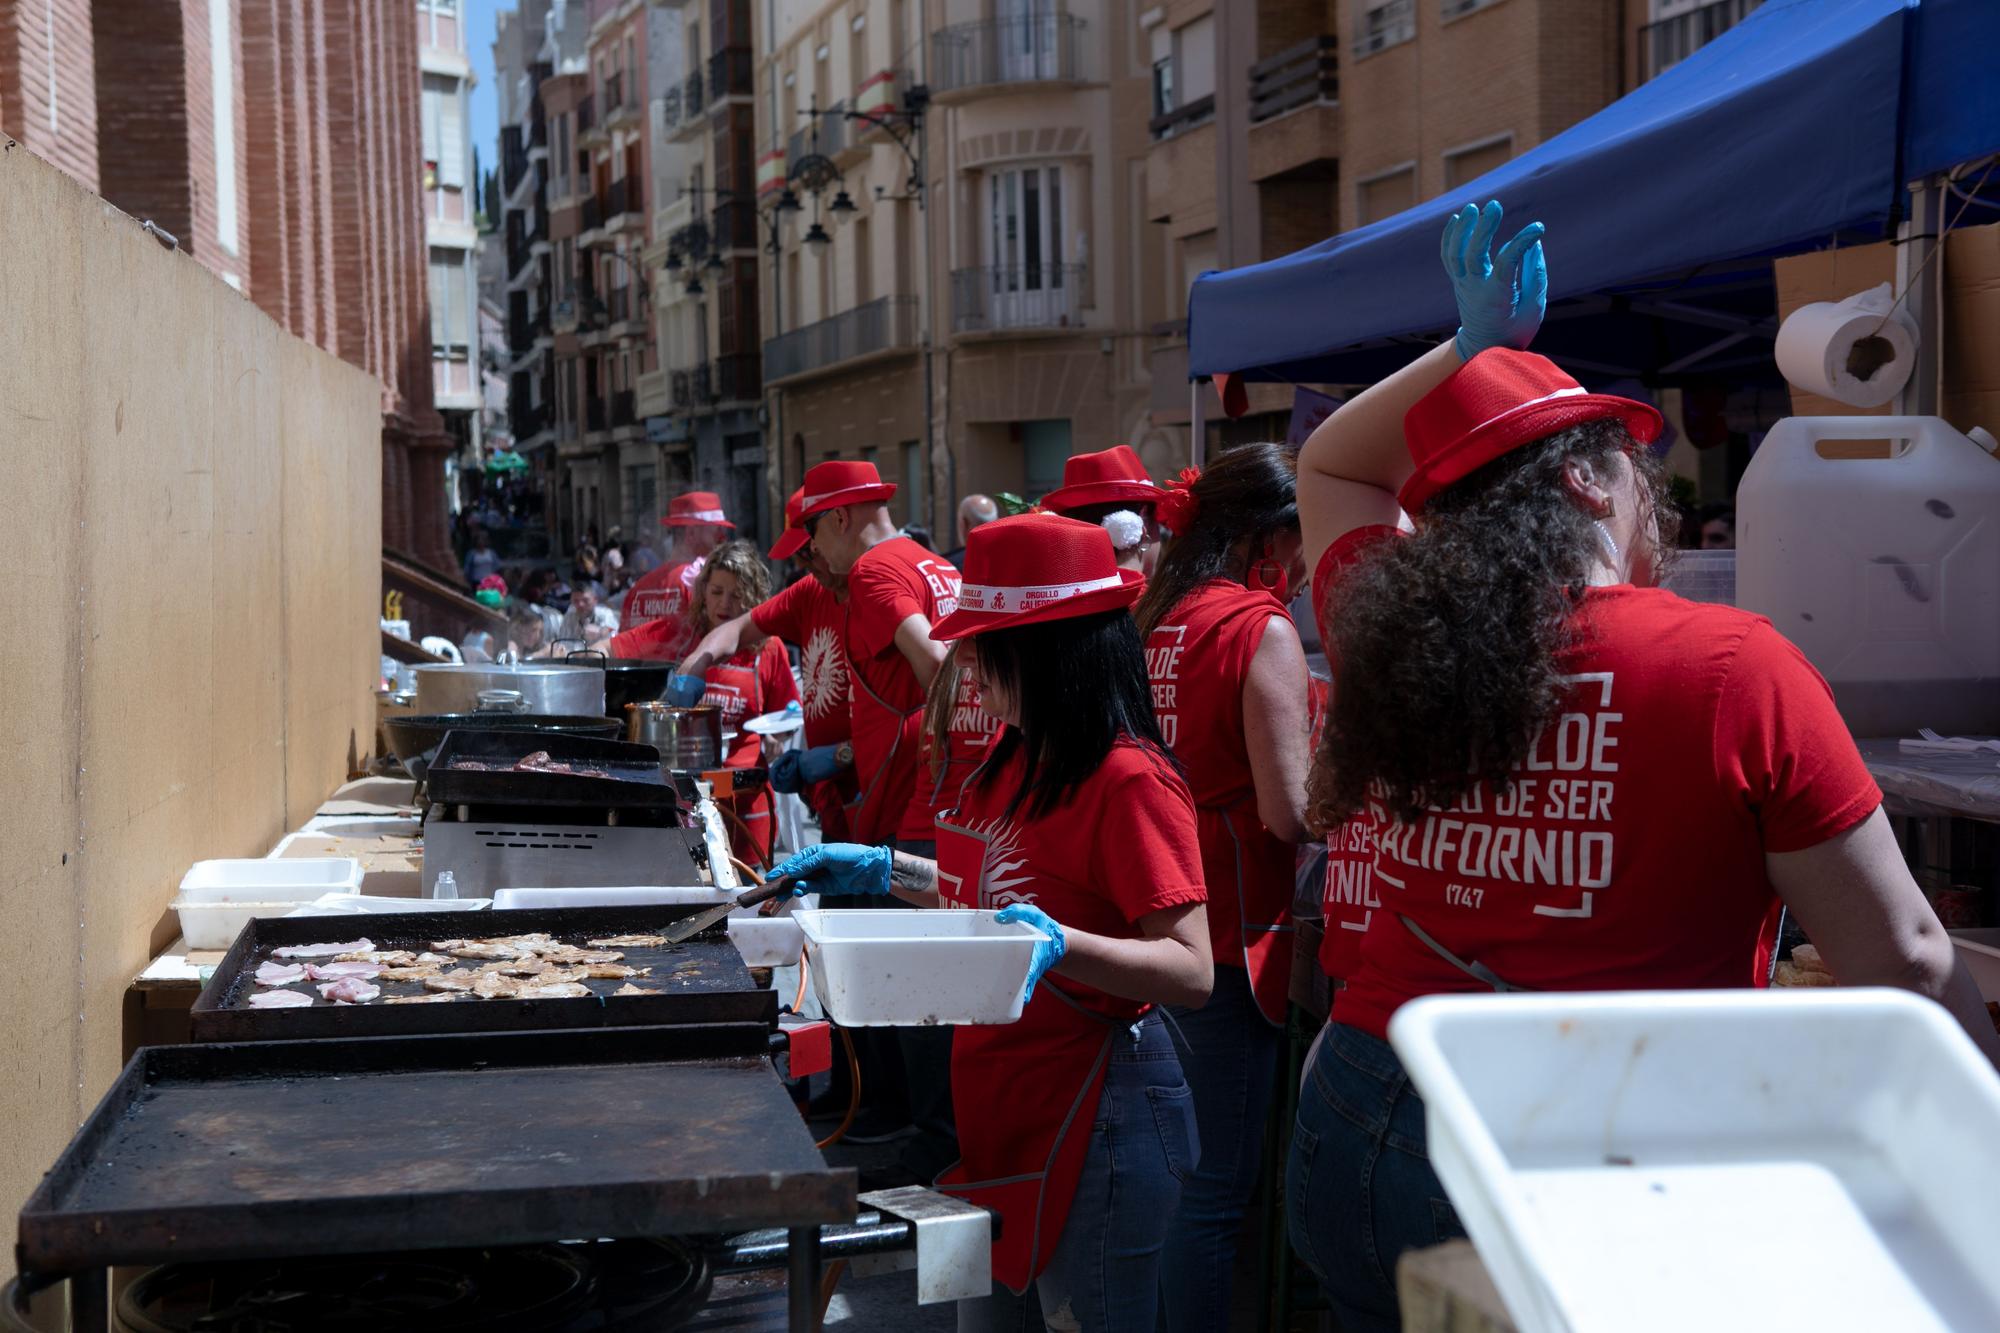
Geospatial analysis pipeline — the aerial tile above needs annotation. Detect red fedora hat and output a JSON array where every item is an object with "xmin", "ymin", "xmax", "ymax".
[
  {"xmin": 769, "ymin": 487, "xmax": 809, "ymax": 560},
  {"xmin": 661, "ymin": 490, "xmax": 735, "ymax": 528},
  {"xmin": 1040, "ymin": 445, "xmax": 1167, "ymax": 513},
  {"xmin": 1399, "ymin": 349, "xmax": 1663, "ymax": 514},
  {"xmin": 931, "ymin": 512, "xmax": 1144, "ymax": 641},
  {"xmin": 799, "ymin": 459, "xmax": 898, "ymax": 520}
]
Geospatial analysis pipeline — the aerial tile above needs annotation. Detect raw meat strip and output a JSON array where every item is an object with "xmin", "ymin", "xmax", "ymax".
[
  {"xmin": 304, "ymin": 961, "xmax": 383, "ymax": 981},
  {"xmin": 248, "ymin": 990, "xmax": 313, "ymax": 1009},
  {"xmin": 317, "ymin": 977, "xmax": 381, "ymax": 1004},
  {"xmin": 271, "ymin": 938, "xmax": 374, "ymax": 959},
  {"xmin": 254, "ymin": 961, "xmax": 308, "ymax": 986}
]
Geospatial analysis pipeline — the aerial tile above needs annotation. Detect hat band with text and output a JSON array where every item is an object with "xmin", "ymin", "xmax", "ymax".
[
  {"xmin": 672, "ymin": 508, "xmax": 728, "ymax": 523},
  {"xmin": 956, "ymin": 573, "xmax": 1124, "ymax": 614}
]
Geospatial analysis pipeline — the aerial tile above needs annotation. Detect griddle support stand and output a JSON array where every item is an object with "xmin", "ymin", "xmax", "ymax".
[
  {"xmin": 787, "ymin": 1225, "xmax": 821, "ymax": 1332},
  {"xmin": 69, "ymin": 1270, "xmax": 107, "ymax": 1333}
]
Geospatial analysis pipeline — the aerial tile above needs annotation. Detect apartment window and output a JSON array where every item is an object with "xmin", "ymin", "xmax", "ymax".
[
  {"xmin": 1355, "ymin": 0, "xmax": 1416, "ymax": 59},
  {"xmin": 1150, "ymin": 57, "xmax": 1173, "ymax": 120},
  {"xmin": 1022, "ymin": 420, "xmax": 1072, "ymax": 499},
  {"xmin": 429, "ymin": 248, "xmax": 471, "ymax": 357},
  {"xmin": 1174, "ymin": 17, "xmax": 1215, "ymax": 104},
  {"xmin": 900, "ymin": 440, "xmax": 927, "ymax": 528},
  {"xmin": 209, "ymin": 0, "xmax": 239, "ymax": 255},
  {"xmin": 1441, "ymin": 0, "xmax": 1505, "ymax": 18},
  {"xmin": 1356, "ymin": 164, "xmax": 1417, "ymax": 226},
  {"xmin": 987, "ymin": 164, "xmax": 1066, "ymax": 277},
  {"xmin": 1444, "ymin": 134, "xmax": 1514, "ymax": 191},
  {"xmin": 421, "ymin": 75, "xmax": 466, "ymax": 188}
]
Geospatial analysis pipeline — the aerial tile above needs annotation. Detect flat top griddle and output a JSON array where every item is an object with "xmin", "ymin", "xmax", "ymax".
[
  {"xmin": 189, "ymin": 905, "xmax": 774, "ymax": 1043},
  {"xmin": 426, "ymin": 730, "xmax": 676, "ymax": 810},
  {"xmin": 16, "ymin": 1027, "xmax": 856, "ymax": 1275}
]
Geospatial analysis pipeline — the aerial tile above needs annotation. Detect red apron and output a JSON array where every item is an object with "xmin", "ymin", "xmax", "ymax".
[
  {"xmin": 933, "ymin": 810, "xmax": 1125, "ymax": 1293},
  {"xmin": 845, "ymin": 666, "xmax": 923, "ymax": 846},
  {"xmin": 1203, "ymin": 802, "xmax": 1297, "ymax": 1025}
]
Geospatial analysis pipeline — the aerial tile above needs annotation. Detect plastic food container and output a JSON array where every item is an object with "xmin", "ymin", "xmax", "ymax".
[
  {"xmin": 795, "ymin": 909, "xmax": 1045, "ymax": 1026},
  {"xmin": 268, "ymin": 829, "xmax": 423, "ymax": 897},
  {"xmin": 172, "ymin": 858, "xmax": 364, "ymax": 949},
  {"xmin": 1389, "ymin": 989, "xmax": 2000, "ymax": 1333}
]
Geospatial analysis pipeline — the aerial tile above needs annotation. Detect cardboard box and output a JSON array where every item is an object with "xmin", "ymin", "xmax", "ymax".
[{"xmin": 1772, "ymin": 220, "xmax": 2000, "ymax": 434}]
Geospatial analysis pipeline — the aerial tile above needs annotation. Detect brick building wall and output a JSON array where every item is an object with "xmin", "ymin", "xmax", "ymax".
[{"xmin": 0, "ymin": 0, "xmax": 99, "ymax": 188}]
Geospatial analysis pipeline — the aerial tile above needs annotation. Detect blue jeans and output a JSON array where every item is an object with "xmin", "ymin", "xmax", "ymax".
[
  {"xmin": 958, "ymin": 1014, "xmax": 1199, "ymax": 1333},
  {"xmin": 1285, "ymin": 1023, "xmax": 1466, "ymax": 1333},
  {"xmin": 1159, "ymin": 964, "xmax": 1283, "ymax": 1332}
]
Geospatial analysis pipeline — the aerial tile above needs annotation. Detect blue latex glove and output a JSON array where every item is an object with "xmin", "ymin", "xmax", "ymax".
[
  {"xmin": 769, "ymin": 842, "xmax": 894, "ymax": 896},
  {"xmin": 665, "ymin": 673, "xmax": 708, "ymax": 707},
  {"xmin": 994, "ymin": 903, "xmax": 1067, "ymax": 1002},
  {"xmin": 795, "ymin": 744, "xmax": 845, "ymax": 785},
  {"xmin": 1441, "ymin": 200, "xmax": 1547, "ymax": 361},
  {"xmin": 769, "ymin": 749, "xmax": 807, "ymax": 795}
]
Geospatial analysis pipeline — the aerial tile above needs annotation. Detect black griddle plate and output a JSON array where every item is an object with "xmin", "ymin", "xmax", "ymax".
[
  {"xmin": 16, "ymin": 1027, "xmax": 855, "ymax": 1276},
  {"xmin": 189, "ymin": 905, "xmax": 774, "ymax": 1043},
  {"xmin": 425, "ymin": 730, "xmax": 677, "ymax": 810}
]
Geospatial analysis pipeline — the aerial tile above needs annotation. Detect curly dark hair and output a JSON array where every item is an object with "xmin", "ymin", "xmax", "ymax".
[
  {"xmin": 1134, "ymin": 442, "xmax": 1299, "ymax": 637},
  {"xmin": 1307, "ymin": 419, "xmax": 1677, "ymax": 830}
]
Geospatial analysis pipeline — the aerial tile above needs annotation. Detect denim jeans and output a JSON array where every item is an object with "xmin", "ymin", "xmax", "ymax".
[
  {"xmin": 1285, "ymin": 1023, "xmax": 1466, "ymax": 1333},
  {"xmin": 1159, "ymin": 964, "xmax": 1283, "ymax": 1332},
  {"xmin": 958, "ymin": 1013, "xmax": 1199, "ymax": 1333}
]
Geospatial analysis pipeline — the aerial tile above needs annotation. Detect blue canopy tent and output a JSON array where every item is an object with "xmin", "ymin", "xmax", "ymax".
[{"xmin": 1187, "ymin": 0, "xmax": 2000, "ymax": 389}]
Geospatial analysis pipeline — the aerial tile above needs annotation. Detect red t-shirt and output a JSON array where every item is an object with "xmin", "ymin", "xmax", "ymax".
[
  {"xmin": 922, "ymin": 670, "xmax": 1004, "ymax": 825},
  {"xmin": 700, "ymin": 636, "xmax": 800, "ymax": 864},
  {"xmin": 1146, "ymin": 580, "xmax": 1296, "ymax": 977},
  {"xmin": 936, "ymin": 738, "xmax": 1206, "ymax": 1022},
  {"xmin": 751, "ymin": 574, "xmax": 851, "ymax": 749},
  {"xmin": 621, "ymin": 556, "xmax": 705, "ymax": 649},
  {"xmin": 844, "ymin": 538, "xmax": 962, "ymax": 843},
  {"xmin": 1320, "ymin": 551, "xmax": 1881, "ymax": 1038}
]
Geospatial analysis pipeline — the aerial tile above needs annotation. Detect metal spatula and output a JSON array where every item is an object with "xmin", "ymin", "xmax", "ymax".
[{"xmin": 661, "ymin": 875, "xmax": 796, "ymax": 946}]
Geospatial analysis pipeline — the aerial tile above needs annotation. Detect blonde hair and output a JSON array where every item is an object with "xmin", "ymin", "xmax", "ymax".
[{"xmin": 688, "ymin": 539, "xmax": 773, "ymax": 636}]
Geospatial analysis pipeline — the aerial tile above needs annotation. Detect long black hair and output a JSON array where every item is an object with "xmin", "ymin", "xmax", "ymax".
[
  {"xmin": 1134, "ymin": 442, "xmax": 1299, "ymax": 636},
  {"xmin": 971, "ymin": 609, "xmax": 1177, "ymax": 820},
  {"xmin": 1307, "ymin": 419, "xmax": 1676, "ymax": 829}
]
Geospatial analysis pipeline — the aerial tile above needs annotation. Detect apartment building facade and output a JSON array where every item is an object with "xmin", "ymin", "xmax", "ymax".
[
  {"xmin": 751, "ymin": 0, "xmax": 1164, "ymax": 532},
  {"xmin": 1, "ymin": 0, "xmax": 457, "ymax": 570},
  {"xmin": 421, "ymin": 0, "xmax": 484, "ymax": 455}
]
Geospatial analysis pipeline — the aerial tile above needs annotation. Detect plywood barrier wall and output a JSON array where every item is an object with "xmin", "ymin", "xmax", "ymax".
[{"xmin": 0, "ymin": 148, "xmax": 381, "ymax": 1277}]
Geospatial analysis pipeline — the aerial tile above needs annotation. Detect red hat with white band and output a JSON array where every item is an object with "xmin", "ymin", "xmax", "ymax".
[
  {"xmin": 1399, "ymin": 349, "xmax": 1662, "ymax": 515},
  {"xmin": 660, "ymin": 491, "xmax": 735, "ymax": 528},
  {"xmin": 1040, "ymin": 445, "xmax": 1167, "ymax": 514},
  {"xmin": 769, "ymin": 487, "xmax": 809, "ymax": 560},
  {"xmin": 798, "ymin": 459, "xmax": 898, "ymax": 520},
  {"xmin": 930, "ymin": 512, "xmax": 1145, "ymax": 641}
]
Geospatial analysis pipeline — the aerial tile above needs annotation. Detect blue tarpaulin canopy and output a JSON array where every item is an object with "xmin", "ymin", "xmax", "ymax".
[{"xmin": 1187, "ymin": 0, "xmax": 2000, "ymax": 386}]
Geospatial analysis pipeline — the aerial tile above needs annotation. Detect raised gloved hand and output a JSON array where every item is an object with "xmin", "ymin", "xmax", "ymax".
[
  {"xmin": 1441, "ymin": 200, "xmax": 1547, "ymax": 361},
  {"xmin": 665, "ymin": 673, "xmax": 708, "ymax": 707},
  {"xmin": 994, "ymin": 903, "xmax": 1067, "ymax": 1002},
  {"xmin": 769, "ymin": 842, "xmax": 894, "ymax": 896}
]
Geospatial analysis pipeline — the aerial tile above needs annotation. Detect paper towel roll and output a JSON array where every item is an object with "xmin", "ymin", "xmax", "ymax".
[{"xmin": 1774, "ymin": 281, "xmax": 1918, "ymax": 408}]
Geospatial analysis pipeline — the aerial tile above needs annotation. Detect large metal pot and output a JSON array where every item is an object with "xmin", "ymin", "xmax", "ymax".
[
  {"xmin": 412, "ymin": 663, "xmax": 605, "ymax": 717},
  {"xmin": 562, "ymin": 649, "xmax": 675, "ymax": 718},
  {"xmin": 625, "ymin": 702, "xmax": 722, "ymax": 772}
]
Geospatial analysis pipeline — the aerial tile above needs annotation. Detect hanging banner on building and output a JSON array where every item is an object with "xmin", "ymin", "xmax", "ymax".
[
  {"xmin": 855, "ymin": 70, "xmax": 898, "ymax": 120},
  {"xmin": 756, "ymin": 150, "xmax": 788, "ymax": 197},
  {"xmin": 1286, "ymin": 386, "xmax": 1344, "ymax": 446}
]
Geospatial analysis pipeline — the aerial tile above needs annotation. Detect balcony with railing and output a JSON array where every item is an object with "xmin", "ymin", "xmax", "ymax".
[
  {"xmin": 712, "ymin": 353, "xmax": 760, "ymax": 404},
  {"xmin": 579, "ymin": 194, "xmax": 605, "ymax": 246},
  {"xmin": 1149, "ymin": 94, "xmax": 1212, "ymax": 142},
  {"xmin": 1246, "ymin": 35, "xmax": 1340, "ymax": 182},
  {"xmin": 787, "ymin": 105, "xmax": 847, "ymax": 171},
  {"xmin": 1641, "ymin": 0, "xmax": 1762, "ymax": 80},
  {"xmin": 577, "ymin": 92, "xmax": 604, "ymax": 147},
  {"xmin": 610, "ymin": 389, "xmax": 637, "ymax": 429},
  {"xmin": 501, "ymin": 126, "xmax": 527, "ymax": 194},
  {"xmin": 952, "ymin": 263, "xmax": 1085, "ymax": 333},
  {"xmin": 604, "ymin": 176, "xmax": 641, "ymax": 231},
  {"xmin": 708, "ymin": 47, "xmax": 753, "ymax": 105},
  {"xmin": 931, "ymin": 15, "xmax": 1084, "ymax": 100},
  {"xmin": 764, "ymin": 295, "xmax": 919, "ymax": 384},
  {"xmin": 603, "ymin": 70, "xmax": 641, "ymax": 131},
  {"xmin": 678, "ymin": 70, "xmax": 705, "ymax": 129}
]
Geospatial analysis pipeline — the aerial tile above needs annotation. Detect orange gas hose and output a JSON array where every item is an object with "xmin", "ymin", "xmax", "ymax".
[{"xmin": 814, "ymin": 1027, "xmax": 861, "ymax": 1150}]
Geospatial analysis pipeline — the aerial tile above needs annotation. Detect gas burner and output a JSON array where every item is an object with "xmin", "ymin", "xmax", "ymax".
[{"xmin": 118, "ymin": 1239, "xmax": 709, "ymax": 1333}]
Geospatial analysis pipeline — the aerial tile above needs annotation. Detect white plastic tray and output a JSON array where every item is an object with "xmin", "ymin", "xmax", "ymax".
[
  {"xmin": 180, "ymin": 858, "xmax": 363, "ymax": 897},
  {"xmin": 796, "ymin": 909, "xmax": 1044, "ymax": 1026},
  {"xmin": 1389, "ymin": 989, "xmax": 2000, "ymax": 1333}
]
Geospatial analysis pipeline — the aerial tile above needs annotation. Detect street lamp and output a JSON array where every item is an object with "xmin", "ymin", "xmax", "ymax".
[
  {"xmin": 828, "ymin": 188, "xmax": 857, "ymax": 216},
  {"xmin": 803, "ymin": 220, "xmax": 832, "ymax": 253}
]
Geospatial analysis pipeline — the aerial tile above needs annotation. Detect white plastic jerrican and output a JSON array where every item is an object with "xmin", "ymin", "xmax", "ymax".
[
  {"xmin": 1389, "ymin": 989, "xmax": 2000, "ymax": 1333},
  {"xmin": 1738, "ymin": 416, "xmax": 2000, "ymax": 736},
  {"xmin": 796, "ymin": 909, "xmax": 1045, "ymax": 1026}
]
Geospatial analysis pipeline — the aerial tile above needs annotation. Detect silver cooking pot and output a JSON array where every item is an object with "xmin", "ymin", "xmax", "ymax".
[
  {"xmin": 626, "ymin": 701, "xmax": 722, "ymax": 772},
  {"xmin": 412, "ymin": 662, "xmax": 606, "ymax": 717}
]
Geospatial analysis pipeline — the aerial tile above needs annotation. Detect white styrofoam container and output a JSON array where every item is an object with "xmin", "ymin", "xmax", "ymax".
[
  {"xmin": 1950, "ymin": 929, "xmax": 2000, "ymax": 1002},
  {"xmin": 285, "ymin": 892, "xmax": 489, "ymax": 916},
  {"xmin": 796, "ymin": 909, "xmax": 1045, "ymax": 1026},
  {"xmin": 172, "ymin": 859, "xmax": 366, "ymax": 949},
  {"xmin": 489, "ymin": 885, "xmax": 816, "ymax": 967},
  {"xmin": 1389, "ymin": 989, "xmax": 2000, "ymax": 1333}
]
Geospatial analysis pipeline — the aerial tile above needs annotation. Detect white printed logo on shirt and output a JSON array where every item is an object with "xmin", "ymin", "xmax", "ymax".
[{"xmin": 800, "ymin": 626, "xmax": 847, "ymax": 720}]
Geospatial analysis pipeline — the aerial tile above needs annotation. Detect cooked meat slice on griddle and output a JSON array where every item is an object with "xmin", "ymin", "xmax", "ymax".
[
  {"xmin": 377, "ymin": 965, "xmax": 445, "ymax": 982},
  {"xmin": 611, "ymin": 982, "xmax": 654, "ymax": 997},
  {"xmin": 512, "ymin": 980, "xmax": 593, "ymax": 999},
  {"xmin": 271, "ymin": 938, "xmax": 374, "ymax": 959},
  {"xmin": 333, "ymin": 950, "xmax": 419, "ymax": 966},
  {"xmin": 383, "ymin": 992, "xmax": 463, "ymax": 1004},
  {"xmin": 317, "ymin": 977, "xmax": 381, "ymax": 1004},
  {"xmin": 441, "ymin": 942, "xmax": 528, "ymax": 961},
  {"xmin": 587, "ymin": 934, "xmax": 668, "ymax": 948},
  {"xmin": 248, "ymin": 989, "xmax": 314, "ymax": 1008},
  {"xmin": 254, "ymin": 961, "xmax": 308, "ymax": 986},
  {"xmin": 584, "ymin": 963, "xmax": 648, "ymax": 980},
  {"xmin": 422, "ymin": 971, "xmax": 480, "ymax": 993}
]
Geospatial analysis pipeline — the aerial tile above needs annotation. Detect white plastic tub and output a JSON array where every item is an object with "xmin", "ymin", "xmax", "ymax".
[
  {"xmin": 796, "ymin": 909, "xmax": 1045, "ymax": 1026},
  {"xmin": 1389, "ymin": 989, "xmax": 2000, "ymax": 1333},
  {"xmin": 172, "ymin": 858, "xmax": 364, "ymax": 949}
]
